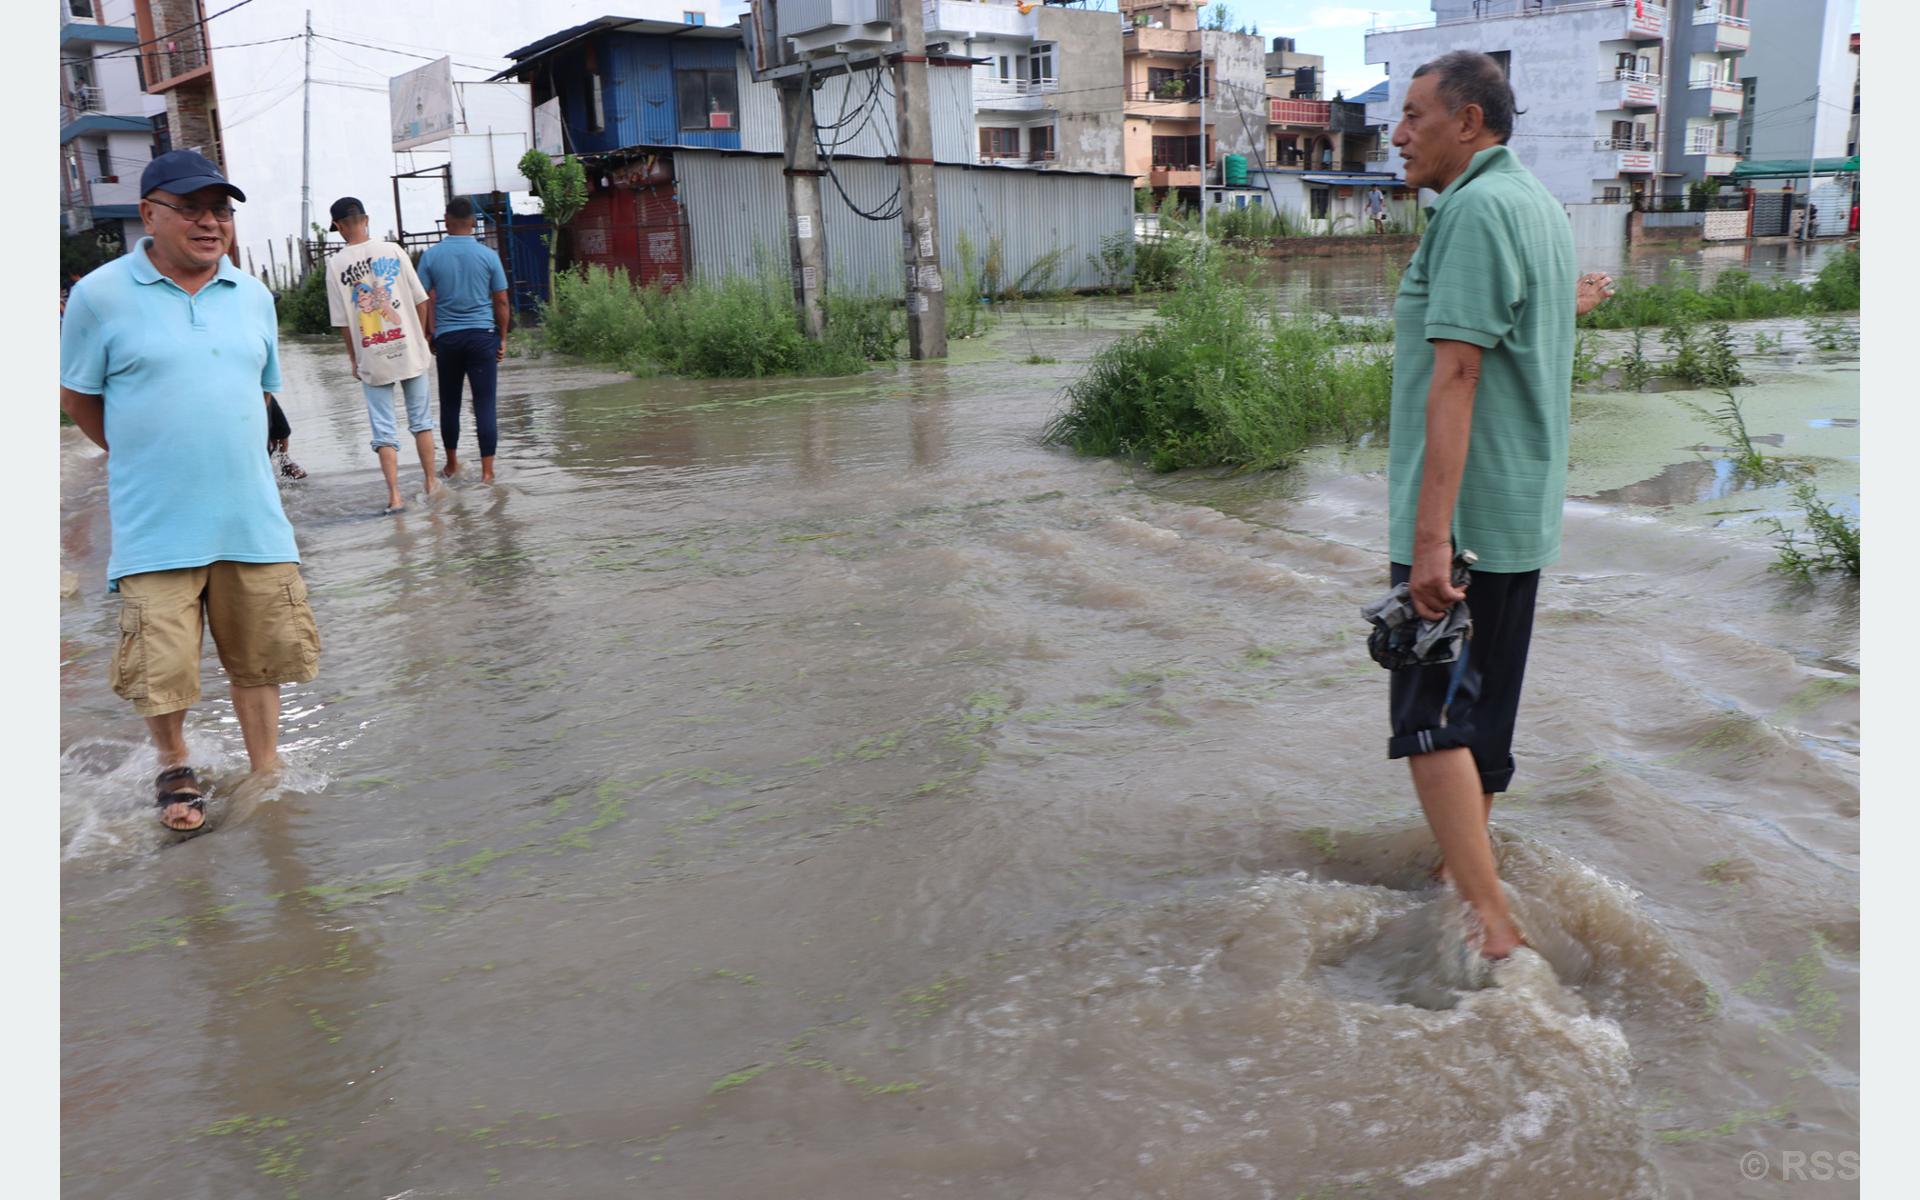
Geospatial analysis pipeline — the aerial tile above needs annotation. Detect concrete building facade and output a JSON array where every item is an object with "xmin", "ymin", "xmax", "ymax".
[
  {"xmin": 923, "ymin": 0, "xmax": 1125, "ymax": 173},
  {"xmin": 1736, "ymin": 0, "xmax": 1854, "ymax": 188},
  {"xmin": 61, "ymin": 0, "xmax": 169, "ymax": 245},
  {"xmin": 1659, "ymin": 0, "xmax": 1750, "ymax": 187},
  {"xmin": 1366, "ymin": 0, "xmax": 1684, "ymax": 208},
  {"xmin": 1117, "ymin": 0, "xmax": 1263, "ymax": 198}
]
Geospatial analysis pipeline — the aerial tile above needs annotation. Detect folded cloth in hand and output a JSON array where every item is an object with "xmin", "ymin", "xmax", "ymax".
[{"xmin": 1360, "ymin": 550, "xmax": 1477, "ymax": 670}]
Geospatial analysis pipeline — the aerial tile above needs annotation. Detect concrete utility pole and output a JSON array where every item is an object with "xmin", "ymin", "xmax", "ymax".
[
  {"xmin": 778, "ymin": 77, "xmax": 830, "ymax": 340},
  {"xmin": 889, "ymin": 0, "xmax": 947, "ymax": 360},
  {"xmin": 1198, "ymin": 54, "xmax": 1207, "ymax": 237},
  {"xmin": 300, "ymin": 9, "xmax": 313, "ymax": 274}
]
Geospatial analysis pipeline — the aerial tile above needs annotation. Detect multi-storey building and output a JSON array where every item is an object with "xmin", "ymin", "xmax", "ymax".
[
  {"xmin": 1367, "ymin": 0, "xmax": 1691, "ymax": 208},
  {"xmin": 1117, "ymin": 0, "xmax": 1263, "ymax": 199},
  {"xmin": 1735, "ymin": 0, "xmax": 1854, "ymax": 182},
  {"xmin": 924, "ymin": 0, "xmax": 1125, "ymax": 173},
  {"xmin": 61, "ymin": 0, "xmax": 169, "ymax": 245},
  {"xmin": 1661, "ymin": 0, "xmax": 1749, "ymax": 188},
  {"xmin": 1846, "ymin": 32, "xmax": 1858, "ymax": 158},
  {"xmin": 130, "ymin": 0, "xmax": 223, "ymax": 171}
]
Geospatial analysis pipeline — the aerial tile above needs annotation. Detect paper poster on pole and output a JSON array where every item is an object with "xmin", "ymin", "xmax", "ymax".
[
  {"xmin": 390, "ymin": 57, "xmax": 456, "ymax": 151},
  {"xmin": 450, "ymin": 132, "xmax": 532, "ymax": 195}
]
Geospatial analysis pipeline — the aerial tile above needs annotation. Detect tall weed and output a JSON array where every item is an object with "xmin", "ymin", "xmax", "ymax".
[
  {"xmin": 543, "ymin": 264, "xmax": 898, "ymax": 379},
  {"xmin": 1045, "ymin": 248, "xmax": 1391, "ymax": 471}
]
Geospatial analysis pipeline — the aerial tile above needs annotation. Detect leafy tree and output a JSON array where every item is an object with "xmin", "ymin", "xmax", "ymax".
[
  {"xmin": 61, "ymin": 226, "xmax": 124, "ymax": 284},
  {"xmin": 517, "ymin": 149, "xmax": 590, "ymax": 300}
]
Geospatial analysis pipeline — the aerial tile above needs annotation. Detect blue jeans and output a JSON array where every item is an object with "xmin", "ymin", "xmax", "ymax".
[
  {"xmin": 362, "ymin": 373, "xmax": 434, "ymax": 451},
  {"xmin": 435, "ymin": 328, "xmax": 499, "ymax": 458}
]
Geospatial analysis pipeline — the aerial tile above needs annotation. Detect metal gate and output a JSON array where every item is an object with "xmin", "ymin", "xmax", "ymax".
[
  {"xmin": 569, "ymin": 181, "xmax": 688, "ymax": 290},
  {"xmin": 1750, "ymin": 189, "xmax": 1792, "ymax": 237}
]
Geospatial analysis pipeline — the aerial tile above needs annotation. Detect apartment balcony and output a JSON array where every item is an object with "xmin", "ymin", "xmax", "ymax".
[
  {"xmin": 977, "ymin": 76, "xmax": 1059, "ymax": 112},
  {"xmin": 1364, "ymin": 148, "xmax": 1390, "ymax": 162},
  {"xmin": 1693, "ymin": 5, "xmax": 1751, "ymax": 53},
  {"xmin": 1270, "ymin": 97, "xmax": 1331, "ymax": 128},
  {"xmin": 977, "ymin": 151, "xmax": 1058, "ymax": 168},
  {"xmin": 132, "ymin": 9, "xmax": 212, "ymax": 93},
  {"xmin": 1685, "ymin": 134, "xmax": 1741, "ymax": 175},
  {"xmin": 1690, "ymin": 77, "xmax": 1744, "ymax": 115},
  {"xmin": 65, "ymin": 85, "xmax": 106, "ymax": 117},
  {"xmin": 1127, "ymin": 83, "xmax": 1206, "ymax": 120},
  {"xmin": 1595, "ymin": 136, "xmax": 1656, "ymax": 174},
  {"xmin": 1148, "ymin": 166, "xmax": 1202, "ymax": 189},
  {"xmin": 1599, "ymin": 69, "xmax": 1662, "ymax": 109},
  {"xmin": 1125, "ymin": 27, "xmax": 1199, "ymax": 57},
  {"xmin": 1623, "ymin": 1, "xmax": 1667, "ymax": 41}
]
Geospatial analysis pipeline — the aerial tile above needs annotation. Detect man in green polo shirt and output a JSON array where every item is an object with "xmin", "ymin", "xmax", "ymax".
[{"xmin": 1385, "ymin": 51, "xmax": 1576, "ymax": 960}]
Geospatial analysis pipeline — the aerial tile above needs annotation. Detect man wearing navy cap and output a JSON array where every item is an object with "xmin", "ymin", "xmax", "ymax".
[{"xmin": 58, "ymin": 150, "xmax": 321, "ymax": 834}]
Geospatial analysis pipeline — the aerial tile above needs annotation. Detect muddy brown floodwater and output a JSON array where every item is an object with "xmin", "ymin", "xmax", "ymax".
[{"xmin": 61, "ymin": 248, "xmax": 1857, "ymax": 1199}]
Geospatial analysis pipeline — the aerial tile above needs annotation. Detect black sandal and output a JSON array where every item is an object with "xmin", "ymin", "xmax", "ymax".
[{"xmin": 155, "ymin": 766, "xmax": 207, "ymax": 833}]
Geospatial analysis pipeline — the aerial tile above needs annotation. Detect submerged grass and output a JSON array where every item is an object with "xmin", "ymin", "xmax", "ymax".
[
  {"xmin": 1044, "ymin": 244, "xmax": 1392, "ymax": 471},
  {"xmin": 1580, "ymin": 247, "xmax": 1858, "ymax": 330},
  {"xmin": 542, "ymin": 263, "xmax": 902, "ymax": 379}
]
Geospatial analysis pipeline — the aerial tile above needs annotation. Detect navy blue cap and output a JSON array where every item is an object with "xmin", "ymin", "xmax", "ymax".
[{"xmin": 140, "ymin": 149, "xmax": 245, "ymax": 202}]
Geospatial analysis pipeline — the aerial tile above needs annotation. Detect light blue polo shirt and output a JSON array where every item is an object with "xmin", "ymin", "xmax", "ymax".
[
  {"xmin": 60, "ymin": 238, "xmax": 299, "ymax": 587},
  {"xmin": 416, "ymin": 235, "xmax": 508, "ymax": 335}
]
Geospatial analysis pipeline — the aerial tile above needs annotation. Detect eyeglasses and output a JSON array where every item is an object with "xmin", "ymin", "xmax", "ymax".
[{"xmin": 145, "ymin": 197, "xmax": 236, "ymax": 222}]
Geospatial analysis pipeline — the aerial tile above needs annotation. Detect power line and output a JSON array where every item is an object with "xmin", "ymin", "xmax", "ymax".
[
  {"xmin": 63, "ymin": 33, "xmax": 302, "ymax": 68},
  {"xmin": 60, "ymin": 0, "xmax": 263, "ymax": 64},
  {"xmin": 309, "ymin": 32, "xmax": 498, "ymax": 75}
]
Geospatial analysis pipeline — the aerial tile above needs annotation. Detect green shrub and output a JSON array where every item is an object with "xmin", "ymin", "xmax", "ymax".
[
  {"xmin": 1663, "ymin": 320, "xmax": 1749, "ymax": 388},
  {"xmin": 542, "ymin": 264, "xmax": 898, "ymax": 379},
  {"xmin": 1767, "ymin": 483, "xmax": 1859, "ymax": 580},
  {"xmin": 1044, "ymin": 248, "xmax": 1392, "ymax": 471},
  {"xmin": 273, "ymin": 267, "xmax": 332, "ymax": 335},
  {"xmin": 1581, "ymin": 249, "xmax": 1860, "ymax": 331},
  {"xmin": 1810, "ymin": 246, "xmax": 1859, "ymax": 310}
]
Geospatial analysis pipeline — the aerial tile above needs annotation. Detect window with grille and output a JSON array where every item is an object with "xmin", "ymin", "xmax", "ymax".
[
  {"xmin": 1029, "ymin": 125, "xmax": 1055, "ymax": 161},
  {"xmin": 979, "ymin": 127, "xmax": 1021, "ymax": 159},
  {"xmin": 1151, "ymin": 135, "xmax": 1201, "ymax": 168}
]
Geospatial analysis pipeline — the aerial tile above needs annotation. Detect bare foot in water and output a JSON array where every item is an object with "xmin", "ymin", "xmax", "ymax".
[
  {"xmin": 442, "ymin": 456, "xmax": 460, "ymax": 479},
  {"xmin": 1472, "ymin": 906, "xmax": 1526, "ymax": 961}
]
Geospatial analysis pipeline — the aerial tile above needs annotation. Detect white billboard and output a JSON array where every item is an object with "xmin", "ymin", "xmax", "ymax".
[
  {"xmin": 450, "ymin": 132, "xmax": 532, "ymax": 195},
  {"xmin": 390, "ymin": 56, "xmax": 456, "ymax": 151}
]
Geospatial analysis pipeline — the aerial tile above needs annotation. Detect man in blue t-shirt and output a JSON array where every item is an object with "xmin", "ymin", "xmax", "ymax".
[
  {"xmin": 418, "ymin": 198, "xmax": 511, "ymax": 482},
  {"xmin": 59, "ymin": 150, "xmax": 321, "ymax": 834}
]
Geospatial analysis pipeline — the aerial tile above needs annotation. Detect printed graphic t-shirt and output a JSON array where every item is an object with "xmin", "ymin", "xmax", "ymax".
[{"xmin": 325, "ymin": 240, "xmax": 432, "ymax": 387}]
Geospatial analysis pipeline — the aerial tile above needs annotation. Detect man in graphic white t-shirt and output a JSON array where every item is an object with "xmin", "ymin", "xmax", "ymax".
[{"xmin": 325, "ymin": 196, "xmax": 438, "ymax": 514}]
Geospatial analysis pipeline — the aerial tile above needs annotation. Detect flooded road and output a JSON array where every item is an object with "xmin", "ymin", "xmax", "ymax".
[{"xmin": 61, "ymin": 263, "xmax": 1857, "ymax": 1197}]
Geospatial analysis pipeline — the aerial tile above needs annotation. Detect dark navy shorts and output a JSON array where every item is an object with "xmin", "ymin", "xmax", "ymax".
[{"xmin": 1386, "ymin": 563, "xmax": 1541, "ymax": 794}]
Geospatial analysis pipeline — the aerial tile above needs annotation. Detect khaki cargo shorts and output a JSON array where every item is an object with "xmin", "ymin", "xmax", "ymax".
[{"xmin": 109, "ymin": 561, "xmax": 321, "ymax": 717}]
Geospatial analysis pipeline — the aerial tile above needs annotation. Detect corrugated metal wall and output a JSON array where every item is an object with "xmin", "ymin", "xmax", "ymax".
[
  {"xmin": 674, "ymin": 150, "xmax": 1134, "ymax": 296},
  {"xmin": 734, "ymin": 53, "xmax": 976, "ymax": 165}
]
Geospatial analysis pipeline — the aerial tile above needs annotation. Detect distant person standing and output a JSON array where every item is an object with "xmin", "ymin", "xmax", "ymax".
[
  {"xmin": 325, "ymin": 197, "xmax": 438, "ymax": 514},
  {"xmin": 59, "ymin": 150, "xmax": 321, "ymax": 832},
  {"xmin": 1804, "ymin": 201, "xmax": 1819, "ymax": 241},
  {"xmin": 417, "ymin": 197, "xmax": 510, "ymax": 483},
  {"xmin": 1367, "ymin": 185, "xmax": 1388, "ymax": 233}
]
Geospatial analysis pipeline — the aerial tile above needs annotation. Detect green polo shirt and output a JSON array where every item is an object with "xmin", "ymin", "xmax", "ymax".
[{"xmin": 1388, "ymin": 144, "xmax": 1576, "ymax": 573}]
